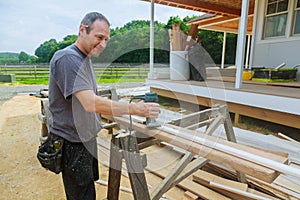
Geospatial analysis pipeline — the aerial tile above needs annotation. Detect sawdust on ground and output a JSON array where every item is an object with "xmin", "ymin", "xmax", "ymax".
[{"xmin": 0, "ymin": 94, "xmax": 186, "ymax": 200}]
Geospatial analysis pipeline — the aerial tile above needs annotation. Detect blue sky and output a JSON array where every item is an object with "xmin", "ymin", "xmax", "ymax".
[{"xmin": 0, "ymin": 0, "xmax": 200, "ymax": 55}]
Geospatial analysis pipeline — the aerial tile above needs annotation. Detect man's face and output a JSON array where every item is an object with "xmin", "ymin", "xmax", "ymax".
[{"xmin": 81, "ymin": 19, "xmax": 110, "ymax": 57}]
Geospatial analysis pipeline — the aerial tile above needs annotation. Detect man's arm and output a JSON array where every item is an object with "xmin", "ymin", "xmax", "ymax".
[{"xmin": 75, "ymin": 90, "xmax": 160, "ymax": 118}]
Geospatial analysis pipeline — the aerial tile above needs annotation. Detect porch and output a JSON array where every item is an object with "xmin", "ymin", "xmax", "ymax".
[{"xmin": 146, "ymin": 76, "xmax": 300, "ymax": 130}]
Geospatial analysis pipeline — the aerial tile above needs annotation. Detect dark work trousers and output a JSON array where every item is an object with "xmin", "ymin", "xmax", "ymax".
[{"xmin": 62, "ymin": 137, "xmax": 99, "ymax": 200}]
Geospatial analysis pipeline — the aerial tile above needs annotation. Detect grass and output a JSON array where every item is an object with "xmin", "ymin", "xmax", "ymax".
[
  {"xmin": 1, "ymin": 65, "xmax": 149, "ymax": 81},
  {"xmin": 0, "ymin": 77, "xmax": 146, "ymax": 86},
  {"xmin": 97, "ymin": 78, "xmax": 145, "ymax": 84},
  {"xmin": 17, "ymin": 79, "xmax": 49, "ymax": 85}
]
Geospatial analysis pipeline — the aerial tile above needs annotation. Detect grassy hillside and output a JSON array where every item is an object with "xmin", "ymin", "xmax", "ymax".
[{"xmin": 0, "ymin": 52, "xmax": 19, "ymax": 58}]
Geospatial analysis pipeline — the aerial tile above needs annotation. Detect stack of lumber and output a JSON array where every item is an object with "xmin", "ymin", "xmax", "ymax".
[
  {"xmin": 98, "ymin": 134, "xmax": 300, "ymax": 199},
  {"xmin": 209, "ymin": 126, "xmax": 300, "ymax": 164},
  {"xmin": 99, "ymin": 114, "xmax": 300, "ymax": 200},
  {"xmin": 168, "ymin": 23, "xmax": 189, "ymax": 51}
]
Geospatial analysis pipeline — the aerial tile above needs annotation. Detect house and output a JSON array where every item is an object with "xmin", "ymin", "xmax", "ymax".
[
  {"xmin": 253, "ymin": 0, "xmax": 300, "ymax": 81},
  {"xmin": 143, "ymin": 0, "xmax": 300, "ymax": 81},
  {"xmin": 141, "ymin": 0, "xmax": 300, "ymax": 130}
]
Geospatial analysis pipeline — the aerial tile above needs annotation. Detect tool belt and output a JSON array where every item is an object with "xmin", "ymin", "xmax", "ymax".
[{"xmin": 37, "ymin": 134, "xmax": 64, "ymax": 174}]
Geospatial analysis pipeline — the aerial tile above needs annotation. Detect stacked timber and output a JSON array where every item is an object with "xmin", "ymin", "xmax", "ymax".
[
  {"xmin": 168, "ymin": 23, "xmax": 189, "ymax": 51},
  {"xmin": 100, "ymin": 113, "xmax": 300, "ymax": 200},
  {"xmin": 168, "ymin": 23, "xmax": 200, "ymax": 51}
]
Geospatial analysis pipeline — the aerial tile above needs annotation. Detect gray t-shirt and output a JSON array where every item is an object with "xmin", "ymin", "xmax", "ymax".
[{"xmin": 48, "ymin": 44, "xmax": 102, "ymax": 143}]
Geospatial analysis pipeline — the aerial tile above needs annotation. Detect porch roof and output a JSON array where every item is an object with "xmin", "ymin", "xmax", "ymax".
[
  {"xmin": 142, "ymin": 0, "xmax": 255, "ymax": 34},
  {"xmin": 141, "ymin": 0, "xmax": 255, "ymax": 16}
]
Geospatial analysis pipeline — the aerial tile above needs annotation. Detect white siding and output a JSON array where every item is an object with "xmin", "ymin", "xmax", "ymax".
[{"xmin": 252, "ymin": 0, "xmax": 300, "ymax": 80}]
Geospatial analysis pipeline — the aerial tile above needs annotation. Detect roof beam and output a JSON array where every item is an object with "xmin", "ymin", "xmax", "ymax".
[
  {"xmin": 143, "ymin": 0, "xmax": 242, "ymax": 16},
  {"xmin": 188, "ymin": 16, "xmax": 233, "ymax": 26},
  {"xmin": 198, "ymin": 15, "xmax": 253, "ymax": 28},
  {"xmin": 199, "ymin": 26, "xmax": 252, "ymax": 35}
]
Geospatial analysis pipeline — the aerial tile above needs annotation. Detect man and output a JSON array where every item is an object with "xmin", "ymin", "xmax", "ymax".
[{"xmin": 48, "ymin": 12, "xmax": 160, "ymax": 200}]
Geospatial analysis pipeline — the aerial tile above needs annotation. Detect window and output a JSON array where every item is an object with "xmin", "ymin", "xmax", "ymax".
[
  {"xmin": 293, "ymin": 0, "xmax": 300, "ymax": 35},
  {"xmin": 264, "ymin": 0, "xmax": 289, "ymax": 38}
]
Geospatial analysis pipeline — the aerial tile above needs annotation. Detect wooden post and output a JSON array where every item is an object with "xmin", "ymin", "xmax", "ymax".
[
  {"xmin": 106, "ymin": 130, "xmax": 150, "ymax": 200},
  {"xmin": 34, "ymin": 65, "xmax": 37, "ymax": 80},
  {"xmin": 120, "ymin": 133, "xmax": 150, "ymax": 200},
  {"xmin": 107, "ymin": 133, "xmax": 123, "ymax": 200},
  {"xmin": 222, "ymin": 106, "xmax": 247, "ymax": 183}
]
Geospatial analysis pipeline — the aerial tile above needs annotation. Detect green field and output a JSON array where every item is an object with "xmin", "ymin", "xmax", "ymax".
[{"xmin": 0, "ymin": 65, "xmax": 149, "ymax": 85}]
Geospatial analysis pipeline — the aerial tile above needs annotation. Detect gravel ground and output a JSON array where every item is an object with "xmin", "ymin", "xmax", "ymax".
[
  {"xmin": 0, "ymin": 82, "xmax": 146, "ymax": 106},
  {"xmin": 0, "ymin": 85, "xmax": 48, "ymax": 106}
]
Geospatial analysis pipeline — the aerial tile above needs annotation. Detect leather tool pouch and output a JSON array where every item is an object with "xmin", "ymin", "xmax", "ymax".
[{"xmin": 37, "ymin": 134, "xmax": 64, "ymax": 174}]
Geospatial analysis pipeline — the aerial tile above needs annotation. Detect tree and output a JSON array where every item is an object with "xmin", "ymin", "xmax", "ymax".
[
  {"xmin": 199, "ymin": 30, "xmax": 223, "ymax": 64},
  {"xmin": 18, "ymin": 51, "xmax": 29, "ymax": 63},
  {"xmin": 93, "ymin": 20, "xmax": 170, "ymax": 64},
  {"xmin": 30, "ymin": 16, "xmax": 238, "ymax": 65},
  {"xmin": 35, "ymin": 39, "xmax": 58, "ymax": 63},
  {"xmin": 58, "ymin": 35, "xmax": 77, "ymax": 49}
]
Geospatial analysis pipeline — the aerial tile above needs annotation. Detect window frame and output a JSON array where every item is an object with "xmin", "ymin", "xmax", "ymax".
[
  {"xmin": 263, "ymin": 0, "xmax": 290, "ymax": 39},
  {"xmin": 292, "ymin": 0, "xmax": 300, "ymax": 35}
]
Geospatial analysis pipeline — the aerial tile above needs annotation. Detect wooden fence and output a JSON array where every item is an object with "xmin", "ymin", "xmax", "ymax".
[{"xmin": 0, "ymin": 64, "xmax": 150, "ymax": 80}]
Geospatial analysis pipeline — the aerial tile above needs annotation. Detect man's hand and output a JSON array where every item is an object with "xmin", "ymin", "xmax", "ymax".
[{"xmin": 130, "ymin": 101, "xmax": 160, "ymax": 118}]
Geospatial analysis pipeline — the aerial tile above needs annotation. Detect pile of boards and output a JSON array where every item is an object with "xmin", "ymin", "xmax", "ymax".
[
  {"xmin": 168, "ymin": 23, "xmax": 190, "ymax": 51},
  {"xmin": 143, "ymin": 141, "xmax": 300, "ymax": 200},
  {"xmin": 97, "ymin": 119, "xmax": 300, "ymax": 200}
]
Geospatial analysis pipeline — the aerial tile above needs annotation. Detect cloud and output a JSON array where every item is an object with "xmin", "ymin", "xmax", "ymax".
[{"xmin": 0, "ymin": 0, "xmax": 200, "ymax": 55}]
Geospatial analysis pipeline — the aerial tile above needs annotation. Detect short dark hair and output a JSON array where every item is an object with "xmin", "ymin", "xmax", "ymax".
[{"xmin": 81, "ymin": 12, "xmax": 110, "ymax": 34}]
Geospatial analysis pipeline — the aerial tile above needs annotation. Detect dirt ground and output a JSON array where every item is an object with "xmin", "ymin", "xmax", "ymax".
[
  {"xmin": 0, "ymin": 94, "xmax": 186, "ymax": 200},
  {"xmin": 0, "ymin": 94, "xmax": 67, "ymax": 200}
]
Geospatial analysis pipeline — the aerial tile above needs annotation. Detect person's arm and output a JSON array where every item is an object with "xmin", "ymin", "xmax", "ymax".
[{"xmin": 74, "ymin": 90, "xmax": 160, "ymax": 118}]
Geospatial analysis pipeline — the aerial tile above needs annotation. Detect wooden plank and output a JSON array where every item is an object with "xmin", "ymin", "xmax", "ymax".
[
  {"xmin": 178, "ymin": 178, "xmax": 231, "ymax": 200},
  {"xmin": 247, "ymin": 188, "xmax": 282, "ymax": 200},
  {"xmin": 171, "ymin": 116, "xmax": 289, "ymax": 166},
  {"xmin": 193, "ymin": 170, "xmax": 272, "ymax": 200},
  {"xmin": 273, "ymin": 174, "xmax": 300, "ymax": 194},
  {"xmin": 193, "ymin": 170, "xmax": 248, "ymax": 191},
  {"xmin": 163, "ymin": 123, "xmax": 288, "ymax": 168},
  {"xmin": 184, "ymin": 191, "xmax": 199, "ymax": 200},
  {"xmin": 209, "ymin": 182, "xmax": 272, "ymax": 200},
  {"xmin": 206, "ymin": 162, "xmax": 291, "ymax": 200},
  {"xmin": 247, "ymin": 177, "xmax": 300, "ymax": 200}
]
